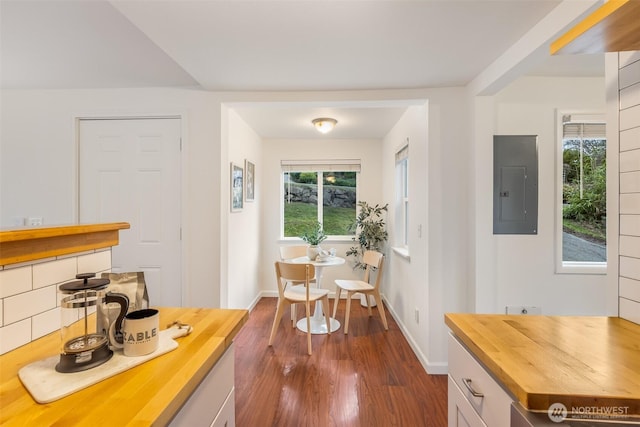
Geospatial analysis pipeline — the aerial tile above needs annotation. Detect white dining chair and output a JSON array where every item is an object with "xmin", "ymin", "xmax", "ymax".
[
  {"xmin": 279, "ymin": 245, "xmax": 316, "ymax": 324},
  {"xmin": 332, "ymin": 250, "xmax": 388, "ymax": 334},
  {"xmin": 269, "ymin": 261, "xmax": 330, "ymax": 355},
  {"xmin": 279, "ymin": 245, "xmax": 308, "ymax": 262}
]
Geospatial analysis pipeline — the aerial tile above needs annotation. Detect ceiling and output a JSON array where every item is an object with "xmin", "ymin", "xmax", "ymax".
[{"xmin": 0, "ymin": 0, "xmax": 604, "ymax": 139}]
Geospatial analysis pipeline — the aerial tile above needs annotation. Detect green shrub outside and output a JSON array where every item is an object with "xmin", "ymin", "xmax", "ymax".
[
  {"xmin": 562, "ymin": 163, "xmax": 606, "ymax": 244},
  {"xmin": 563, "ymin": 163, "xmax": 606, "ymax": 223}
]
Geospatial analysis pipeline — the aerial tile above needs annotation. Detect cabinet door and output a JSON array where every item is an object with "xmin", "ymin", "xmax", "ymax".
[
  {"xmin": 211, "ymin": 389, "xmax": 235, "ymax": 427},
  {"xmin": 170, "ymin": 344, "xmax": 235, "ymax": 427},
  {"xmin": 449, "ymin": 376, "xmax": 488, "ymax": 427},
  {"xmin": 448, "ymin": 334, "xmax": 513, "ymax": 427}
]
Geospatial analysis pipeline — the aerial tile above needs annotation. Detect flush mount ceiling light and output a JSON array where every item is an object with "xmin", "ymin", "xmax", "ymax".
[{"xmin": 311, "ymin": 118, "xmax": 337, "ymax": 134}]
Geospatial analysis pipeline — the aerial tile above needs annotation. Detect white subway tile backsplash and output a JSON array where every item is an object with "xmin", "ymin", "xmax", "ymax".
[
  {"xmin": 32, "ymin": 307, "xmax": 60, "ymax": 340},
  {"xmin": 78, "ymin": 250, "xmax": 112, "ymax": 275},
  {"xmin": 1, "ymin": 247, "xmax": 114, "ymax": 353},
  {"xmin": 0, "ymin": 266, "xmax": 32, "ymax": 298},
  {"xmin": 0, "ymin": 319, "xmax": 31, "ymax": 355},
  {"xmin": 33, "ymin": 258, "xmax": 77, "ymax": 289},
  {"xmin": 3, "ymin": 257, "xmax": 57, "ymax": 270},
  {"xmin": 620, "ymin": 126, "xmax": 640, "ymax": 152},
  {"xmin": 4, "ymin": 285, "xmax": 57, "ymax": 325}
]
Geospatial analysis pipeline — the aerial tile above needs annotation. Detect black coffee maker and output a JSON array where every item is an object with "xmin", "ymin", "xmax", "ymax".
[{"xmin": 56, "ymin": 273, "xmax": 128, "ymax": 373}]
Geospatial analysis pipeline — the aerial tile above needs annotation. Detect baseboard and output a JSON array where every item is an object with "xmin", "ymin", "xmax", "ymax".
[
  {"xmin": 247, "ymin": 292, "xmax": 271, "ymax": 312},
  {"xmin": 250, "ymin": 291, "xmax": 449, "ymax": 374},
  {"xmin": 381, "ymin": 295, "xmax": 448, "ymax": 375}
]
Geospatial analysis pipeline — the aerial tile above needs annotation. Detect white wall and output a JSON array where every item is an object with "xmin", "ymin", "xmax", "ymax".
[
  {"xmin": 382, "ymin": 106, "xmax": 431, "ymax": 367},
  {"xmin": 225, "ymin": 109, "xmax": 262, "ymax": 308},
  {"xmin": 1, "ymin": 88, "xmax": 223, "ymax": 308},
  {"xmin": 382, "ymin": 88, "xmax": 469, "ymax": 373},
  {"xmin": 473, "ymin": 76, "xmax": 611, "ymax": 315}
]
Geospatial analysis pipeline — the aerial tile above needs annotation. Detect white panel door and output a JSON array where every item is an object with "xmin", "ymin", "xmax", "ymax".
[{"xmin": 79, "ymin": 118, "xmax": 182, "ymax": 307}]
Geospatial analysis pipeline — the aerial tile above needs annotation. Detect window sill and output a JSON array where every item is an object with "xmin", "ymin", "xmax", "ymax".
[
  {"xmin": 555, "ymin": 262, "xmax": 606, "ymax": 275},
  {"xmin": 392, "ymin": 247, "xmax": 410, "ymax": 261}
]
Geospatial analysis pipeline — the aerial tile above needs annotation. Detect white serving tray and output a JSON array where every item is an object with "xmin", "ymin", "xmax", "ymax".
[{"xmin": 19, "ymin": 326, "xmax": 189, "ymax": 404}]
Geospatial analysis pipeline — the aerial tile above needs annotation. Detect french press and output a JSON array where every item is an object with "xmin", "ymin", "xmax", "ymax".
[{"xmin": 56, "ymin": 273, "xmax": 129, "ymax": 373}]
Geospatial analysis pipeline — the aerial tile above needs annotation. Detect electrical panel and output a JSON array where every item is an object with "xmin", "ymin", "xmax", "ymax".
[{"xmin": 493, "ymin": 135, "xmax": 538, "ymax": 235}]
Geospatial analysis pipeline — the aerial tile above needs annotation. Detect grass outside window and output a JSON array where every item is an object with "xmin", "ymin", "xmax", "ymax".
[{"xmin": 284, "ymin": 202, "xmax": 355, "ymax": 237}]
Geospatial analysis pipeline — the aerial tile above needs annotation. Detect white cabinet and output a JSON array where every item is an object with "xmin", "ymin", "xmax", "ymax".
[
  {"xmin": 448, "ymin": 333, "xmax": 513, "ymax": 427},
  {"xmin": 169, "ymin": 344, "xmax": 236, "ymax": 427},
  {"xmin": 449, "ymin": 376, "xmax": 487, "ymax": 427},
  {"xmin": 211, "ymin": 389, "xmax": 235, "ymax": 427}
]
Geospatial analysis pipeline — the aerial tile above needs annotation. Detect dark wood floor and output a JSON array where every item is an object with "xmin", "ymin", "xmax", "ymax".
[{"xmin": 234, "ymin": 297, "xmax": 448, "ymax": 427}]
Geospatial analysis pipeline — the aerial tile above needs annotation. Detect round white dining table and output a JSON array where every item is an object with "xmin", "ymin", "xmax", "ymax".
[{"xmin": 290, "ymin": 255, "xmax": 345, "ymax": 334}]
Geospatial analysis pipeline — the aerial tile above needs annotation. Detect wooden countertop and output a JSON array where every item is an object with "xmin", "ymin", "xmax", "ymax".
[
  {"xmin": 0, "ymin": 307, "xmax": 248, "ymax": 426},
  {"xmin": 445, "ymin": 314, "xmax": 640, "ymax": 417}
]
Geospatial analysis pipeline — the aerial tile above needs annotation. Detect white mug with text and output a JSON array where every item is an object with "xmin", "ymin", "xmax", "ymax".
[{"xmin": 110, "ymin": 308, "xmax": 160, "ymax": 357}]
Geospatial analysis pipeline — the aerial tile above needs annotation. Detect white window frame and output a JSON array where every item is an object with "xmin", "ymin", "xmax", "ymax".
[
  {"xmin": 392, "ymin": 142, "xmax": 410, "ymax": 259},
  {"xmin": 555, "ymin": 110, "xmax": 606, "ymax": 275},
  {"xmin": 280, "ymin": 159, "xmax": 360, "ymax": 241},
  {"xmin": 396, "ymin": 144, "xmax": 409, "ymax": 248}
]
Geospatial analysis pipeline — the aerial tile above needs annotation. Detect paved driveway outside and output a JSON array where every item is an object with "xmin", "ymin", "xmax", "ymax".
[{"xmin": 563, "ymin": 232, "xmax": 606, "ymax": 262}]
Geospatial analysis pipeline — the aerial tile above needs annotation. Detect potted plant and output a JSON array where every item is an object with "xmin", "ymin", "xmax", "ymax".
[
  {"xmin": 346, "ymin": 201, "xmax": 388, "ymax": 306},
  {"xmin": 300, "ymin": 221, "xmax": 327, "ymax": 260},
  {"xmin": 346, "ymin": 201, "xmax": 389, "ymax": 268}
]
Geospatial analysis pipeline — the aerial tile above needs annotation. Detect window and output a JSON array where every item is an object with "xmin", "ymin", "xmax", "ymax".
[
  {"xmin": 395, "ymin": 143, "xmax": 409, "ymax": 248},
  {"xmin": 282, "ymin": 160, "xmax": 360, "ymax": 238},
  {"xmin": 556, "ymin": 112, "xmax": 606, "ymax": 273}
]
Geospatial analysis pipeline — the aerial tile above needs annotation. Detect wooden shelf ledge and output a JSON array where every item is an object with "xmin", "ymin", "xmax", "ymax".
[
  {"xmin": 551, "ymin": 0, "xmax": 640, "ymax": 54},
  {"xmin": 0, "ymin": 222, "xmax": 130, "ymax": 265}
]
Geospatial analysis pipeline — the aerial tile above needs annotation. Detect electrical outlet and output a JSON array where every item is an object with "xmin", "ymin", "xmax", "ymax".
[
  {"xmin": 505, "ymin": 305, "xmax": 541, "ymax": 315},
  {"xmin": 28, "ymin": 217, "xmax": 43, "ymax": 226},
  {"xmin": 414, "ymin": 308, "xmax": 419, "ymax": 323}
]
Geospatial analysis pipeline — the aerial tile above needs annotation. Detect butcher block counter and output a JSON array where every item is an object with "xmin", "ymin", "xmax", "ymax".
[
  {"xmin": 445, "ymin": 314, "xmax": 640, "ymax": 420},
  {"xmin": 0, "ymin": 307, "xmax": 248, "ymax": 426}
]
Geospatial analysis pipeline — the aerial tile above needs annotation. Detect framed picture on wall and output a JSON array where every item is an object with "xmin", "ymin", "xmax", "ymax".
[
  {"xmin": 245, "ymin": 159, "xmax": 255, "ymax": 202},
  {"xmin": 231, "ymin": 162, "xmax": 243, "ymax": 212}
]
